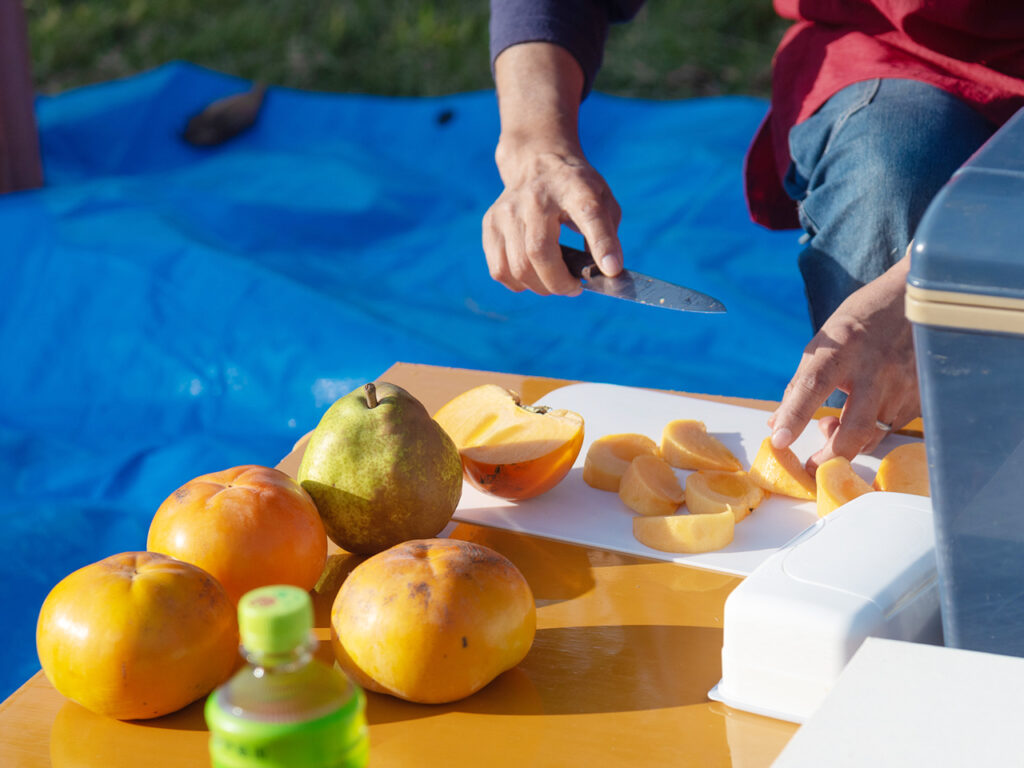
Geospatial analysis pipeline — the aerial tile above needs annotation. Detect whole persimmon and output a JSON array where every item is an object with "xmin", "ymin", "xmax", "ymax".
[
  {"xmin": 434, "ymin": 384, "xmax": 584, "ymax": 500},
  {"xmin": 331, "ymin": 538, "xmax": 536, "ymax": 704},
  {"xmin": 147, "ymin": 465, "xmax": 327, "ymax": 604},
  {"xmin": 36, "ymin": 551, "xmax": 238, "ymax": 720}
]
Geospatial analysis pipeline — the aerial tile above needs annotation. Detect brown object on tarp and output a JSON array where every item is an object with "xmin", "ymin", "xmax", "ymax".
[
  {"xmin": 0, "ymin": 0, "xmax": 43, "ymax": 194},
  {"xmin": 183, "ymin": 83, "xmax": 267, "ymax": 146}
]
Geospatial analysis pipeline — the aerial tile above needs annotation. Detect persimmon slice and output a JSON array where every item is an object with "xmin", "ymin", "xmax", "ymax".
[
  {"xmin": 633, "ymin": 510, "xmax": 735, "ymax": 554},
  {"xmin": 748, "ymin": 437, "xmax": 816, "ymax": 500},
  {"xmin": 583, "ymin": 433, "xmax": 661, "ymax": 492},
  {"xmin": 873, "ymin": 442, "xmax": 929, "ymax": 496},
  {"xmin": 685, "ymin": 470, "xmax": 764, "ymax": 522},
  {"xmin": 816, "ymin": 456, "xmax": 874, "ymax": 517},
  {"xmin": 661, "ymin": 420, "xmax": 742, "ymax": 472},
  {"xmin": 434, "ymin": 384, "xmax": 584, "ymax": 500},
  {"xmin": 618, "ymin": 454, "xmax": 684, "ymax": 516}
]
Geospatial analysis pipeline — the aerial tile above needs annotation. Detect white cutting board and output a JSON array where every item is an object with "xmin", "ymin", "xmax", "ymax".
[{"xmin": 451, "ymin": 382, "xmax": 922, "ymax": 576}]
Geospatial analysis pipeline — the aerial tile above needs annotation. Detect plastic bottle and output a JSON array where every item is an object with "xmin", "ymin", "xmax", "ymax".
[{"xmin": 205, "ymin": 585, "xmax": 369, "ymax": 768}]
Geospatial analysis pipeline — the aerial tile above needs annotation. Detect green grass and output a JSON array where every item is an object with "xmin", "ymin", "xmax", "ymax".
[{"xmin": 26, "ymin": 1, "xmax": 787, "ymax": 98}]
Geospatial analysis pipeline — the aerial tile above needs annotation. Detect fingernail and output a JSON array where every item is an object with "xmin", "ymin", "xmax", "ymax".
[
  {"xmin": 599, "ymin": 254, "xmax": 621, "ymax": 275},
  {"xmin": 771, "ymin": 427, "xmax": 793, "ymax": 449}
]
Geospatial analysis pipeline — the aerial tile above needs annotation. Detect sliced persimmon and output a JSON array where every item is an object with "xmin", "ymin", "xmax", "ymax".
[
  {"xmin": 685, "ymin": 470, "xmax": 764, "ymax": 523},
  {"xmin": 873, "ymin": 442, "xmax": 929, "ymax": 496},
  {"xmin": 633, "ymin": 510, "xmax": 735, "ymax": 554},
  {"xmin": 434, "ymin": 384, "xmax": 584, "ymax": 500},
  {"xmin": 661, "ymin": 420, "xmax": 742, "ymax": 472},
  {"xmin": 583, "ymin": 433, "xmax": 661, "ymax": 492},
  {"xmin": 816, "ymin": 456, "xmax": 874, "ymax": 517},
  {"xmin": 748, "ymin": 437, "xmax": 816, "ymax": 501},
  {"xmin": 618, "ymin": 454, "xmax": 684, "ymax": 517}
]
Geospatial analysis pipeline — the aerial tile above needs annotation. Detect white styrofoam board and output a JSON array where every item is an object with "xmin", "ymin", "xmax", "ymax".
[
  {"xmin": 451, "ymin": 382, "xmax": 921, "ymax": 576},
  {"xmin": 771, "ymin": 637, "xmax": 1024, "ymax": 767}
]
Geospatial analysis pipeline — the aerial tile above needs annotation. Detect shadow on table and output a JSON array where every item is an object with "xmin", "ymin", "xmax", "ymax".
[
  {"xmin": 367, "ymin": 623, "xmax": 723, "ymax": 725},
  {"xmin": 307, "ymin": 524, "xmax": 599, "ymax": 628},
  {"xmin": 50, "ymin": 697, "xmax": 209, "ymax": 768},
  {"xmin": 447, "ymin": 523, "xmax": 597, "ymax": 603}
]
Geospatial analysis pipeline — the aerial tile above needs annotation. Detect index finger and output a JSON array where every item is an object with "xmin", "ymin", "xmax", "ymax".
[
  {"xmin": 564, "ymin": 191, "xmax": 622, "ymax": 276},
  {"xmin": 770, "ymin": 345, "xmax": 843, "ymax": 450}
]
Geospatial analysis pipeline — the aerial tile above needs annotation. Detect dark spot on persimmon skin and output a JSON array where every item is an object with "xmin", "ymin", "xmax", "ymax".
[
  {"xmin": 173, "ymin": 487, "xmax": 191, "ymax": 501},
  {"xmin": 409, "ymin": 582, "xmax": 431, "ymax": 604},
  {"xmin": 405, "ymin": 541, "xmax": 431, "ymax": 558},
  {"xmin": 479, "ymin": 466, "xmax": 502, "ymax": 485},
  {"xmin": 461, "ymin": 636, "xmax": 468, "ymax": 648}
]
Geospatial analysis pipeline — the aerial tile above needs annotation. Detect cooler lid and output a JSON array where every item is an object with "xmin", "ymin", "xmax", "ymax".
[{"xmin": 909, "ymin": 107, "xmax": 1024, "ymax": 304}]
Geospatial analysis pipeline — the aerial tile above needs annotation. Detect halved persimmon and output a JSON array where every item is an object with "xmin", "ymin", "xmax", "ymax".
[{"xmin": 434, "ymin": 384, "xmax": 584, "ymax": 500}]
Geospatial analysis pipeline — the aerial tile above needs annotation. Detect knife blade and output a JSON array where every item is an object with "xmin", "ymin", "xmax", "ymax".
[{"xmin": 560, "ymin": 244, "xmax": 726, "ymax": 313}]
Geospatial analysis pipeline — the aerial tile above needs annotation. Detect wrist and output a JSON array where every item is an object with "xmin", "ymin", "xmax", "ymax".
[{"xmin": 493, "ymin": 41, "xmax": 584, "ymax": 168}]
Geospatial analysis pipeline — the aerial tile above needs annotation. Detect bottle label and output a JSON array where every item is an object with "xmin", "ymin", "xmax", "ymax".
[{"xmin": 206, "ymin": 688, "xmax": 368, "ymax": 768}]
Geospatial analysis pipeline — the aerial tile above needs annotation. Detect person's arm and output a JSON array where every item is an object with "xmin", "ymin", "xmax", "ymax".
[
  {"xmin": 482, "ymin": 42, "xmax": 623, "ymax": 295},
  {"xmin": 768, "ymin": 252, "xmax": 919, "ymax": 471}
]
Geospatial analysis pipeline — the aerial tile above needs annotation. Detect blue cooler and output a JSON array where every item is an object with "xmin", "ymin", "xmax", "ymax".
[{"xmin": 907, "ymin": 107, "xmax": 1024, "ymax": 658}]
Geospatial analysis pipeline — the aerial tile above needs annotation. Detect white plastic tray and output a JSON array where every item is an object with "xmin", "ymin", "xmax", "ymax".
[{"xmin": 451, "ymin": 382, "xmax": 922, "ymax": 576}]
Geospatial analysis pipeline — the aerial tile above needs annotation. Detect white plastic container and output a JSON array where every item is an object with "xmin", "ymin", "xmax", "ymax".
[{"xmin": 708, "ymin": 492, "xmax": 941, "ymax": 723}]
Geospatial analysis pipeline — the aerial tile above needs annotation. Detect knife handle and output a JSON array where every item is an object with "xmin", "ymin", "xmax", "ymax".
[{"xmin": 560, "ymin": 244, "xmax": 599, "ymax": 280}]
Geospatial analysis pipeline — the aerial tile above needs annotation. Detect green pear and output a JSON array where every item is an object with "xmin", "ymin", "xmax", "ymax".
[{"xmin": 297, "ymin": 381, "xmax": 463, "ymax": 554}]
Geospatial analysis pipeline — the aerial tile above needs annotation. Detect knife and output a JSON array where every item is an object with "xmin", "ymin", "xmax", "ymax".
[{"xmin": 560, "ymin": 244, "xmax": 726, "ymax": 313}]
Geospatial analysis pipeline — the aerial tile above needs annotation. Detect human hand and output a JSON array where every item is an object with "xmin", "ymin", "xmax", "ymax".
[
  {"xmin": 767, "ymin": 255, "xmax": 919, "ymax": 472},
  {"xmin": 482, "ymin": 142, "xmax": 622, "ymax": 296},
  {"xmin": 483, "ymin": 42, "xmax": 623, "ymax": 296}
]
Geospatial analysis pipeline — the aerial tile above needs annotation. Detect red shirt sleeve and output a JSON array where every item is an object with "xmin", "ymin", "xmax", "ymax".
[{"xmin": 747, "ymin": 0, "xmax": 1024, "ymax": 229}]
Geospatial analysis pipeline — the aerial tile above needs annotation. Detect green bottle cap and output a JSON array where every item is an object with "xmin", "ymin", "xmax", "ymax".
[{"xmin": 238, "ymin": 585, "xmax": 313, "ymax": 655}]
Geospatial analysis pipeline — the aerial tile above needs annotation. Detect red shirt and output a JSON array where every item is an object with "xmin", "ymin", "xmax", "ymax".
[{"xmin": 748, "ymin": 1, "xmax": 1024, "ymax": 229}]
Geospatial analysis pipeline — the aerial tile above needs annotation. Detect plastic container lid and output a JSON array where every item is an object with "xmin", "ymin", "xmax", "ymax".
[
  {"xmin": 708, "ymin": 492, "xmax": 942, "ymax": 723},
  {"xmin": 238, "ymin": 585, "xmax": 314, "ymax": 655}
]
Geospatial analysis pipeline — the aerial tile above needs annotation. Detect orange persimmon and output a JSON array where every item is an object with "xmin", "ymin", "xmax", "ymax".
[
  {"xmin": 36, "ymin": 552, "xmax": 238, "ymax": 720},
  {"xmin": 331, "ymin": 538, "xmax": 536, "ymax": 704},
  {"xmin": 434, "ymin": 384, "xmax": 584, "ymax": 500},
  {"xmin": 147, "ymin": 465, "xmax": 328, "ymax": 604}
]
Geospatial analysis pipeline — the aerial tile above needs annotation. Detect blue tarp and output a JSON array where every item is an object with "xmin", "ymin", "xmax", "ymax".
[{"xmin": 0, "ymin": 62, "xmax": 807, "ymax": 700}]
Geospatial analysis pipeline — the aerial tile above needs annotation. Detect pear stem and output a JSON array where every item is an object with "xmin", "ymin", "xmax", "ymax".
[{"xmin": 364, "ymin": 382, "xmax": 378, "ymax": 408}]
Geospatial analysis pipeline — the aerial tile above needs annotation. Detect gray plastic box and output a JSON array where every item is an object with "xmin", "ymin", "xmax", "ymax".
[{"xmin": 907, "ymin": 107, "xmax": 1024, "ymax": 658}]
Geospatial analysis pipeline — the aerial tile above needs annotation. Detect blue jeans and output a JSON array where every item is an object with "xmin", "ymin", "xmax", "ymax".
[{"xmin": 784, "ymin": 78, "xmax": 996, "ymax": 333}]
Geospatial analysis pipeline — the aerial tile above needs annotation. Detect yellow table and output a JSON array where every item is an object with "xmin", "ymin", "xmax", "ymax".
[{"xmin": 0, "ymin": 363, "xmax": 803, "ymax": 767}]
